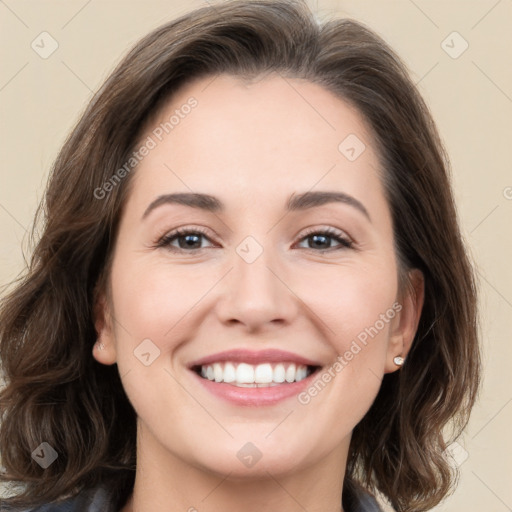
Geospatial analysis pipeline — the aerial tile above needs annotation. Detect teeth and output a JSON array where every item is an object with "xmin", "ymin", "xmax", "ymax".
[
  {"xmin": 223, "ymin": 362, "xmax": 236, "ymax": 383},
  {"xmin": 213, "ymin": 363, "xmax": 223, "ymax": 382},
  {"xmin": 297, "ymin": 366, "xmax": 308, "ymax": 381},
  {"xmin": 285, "ymin": 363, "xmax": 296, "ymax": 383},
  {"xmin": 254, "ymin": 363, "xmax": 273, "ymax": 383},
  {"xmin": 198, "ymin": 362, "xmax": 312, "ymax": 386},
  {"xmin": 274, "ymin": 363, "xmax": 286, "ymax": 383},
  {"xmin": 236, "ymin": 363, "xmax": 254, "ymax": 383}
]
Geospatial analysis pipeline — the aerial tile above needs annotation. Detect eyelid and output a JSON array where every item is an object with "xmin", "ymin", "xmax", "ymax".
[
  {"xmin": 297, "ymin": 225, "xmax": 353, "ymax": 242},
  {"xmin": 154, "ymin": 224, "xmax": 355, "ymax": 252},
  {"xmin": 154, "ymin": 225, "xmax": 218, "ymax": 251},
  {"xmin": 294, "ymin": 225, "xmax": 355, "ymax": 251}
]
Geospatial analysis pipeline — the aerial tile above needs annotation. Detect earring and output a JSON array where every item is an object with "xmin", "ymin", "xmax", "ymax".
[
  {"xmin": 95, "ymin": 341, "xmax": 105, "ymax": 351},
  {"xmin": 393, "ymin": 356, "xmax": 405, "ymax": 366}
]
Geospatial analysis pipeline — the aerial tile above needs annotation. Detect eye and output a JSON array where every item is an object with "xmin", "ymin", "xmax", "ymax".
[
  {"xmin": 295, "ymin": 227, "xmax": 353, "ymax": 251},
  {"xmin": 156, "ymin": 227, "xmax": 215, "ymax": 251},
  {"xmin": 154, "ymin": 226, "xmax": 354, "ymax": 253}
]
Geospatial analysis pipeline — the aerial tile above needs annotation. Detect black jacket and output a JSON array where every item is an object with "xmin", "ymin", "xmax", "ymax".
[{"xmin": 9, "ymin": 483, "xmax": 384, "ymax": 512}]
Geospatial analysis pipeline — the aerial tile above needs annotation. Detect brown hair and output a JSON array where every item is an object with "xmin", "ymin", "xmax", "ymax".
[{"xmin": 0, "ymin": 1, "xmax": 480, "ymax": 510}]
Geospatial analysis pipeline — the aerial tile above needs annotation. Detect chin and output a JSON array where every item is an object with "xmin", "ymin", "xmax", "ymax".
[{"xmin": 186, "ymin": 436, "xmax": 313, "ymax": 479}]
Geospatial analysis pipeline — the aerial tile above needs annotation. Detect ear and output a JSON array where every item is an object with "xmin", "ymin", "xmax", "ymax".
[
  {"xmin": 92, "ymin": 289, "xmax": 118, "ymax": 366},
  {"xmin": 384, "ymin": 269, "xmax": 425, "ymax": 373}
]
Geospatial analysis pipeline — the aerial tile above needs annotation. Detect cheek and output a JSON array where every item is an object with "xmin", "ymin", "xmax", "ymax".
[
  {"xmin": 293, "ymin": 261, "xmax": 398, "ymax": 422},
  {"xmin": 297, "ymin": 258, "xmax": 398, "ymax": 343},
  {"xmin": 109, "ymin": 256, "xmax": 219, "ymax": 362},
  {"xmin": 296, "ymin": 265, "xmax": 398, "ymax": 428},
  {"xmin": 110, "ymin": 247, "xmax": 398, "ymax": 364},
  {"xmin": 107, "ymin": 260, "xmax": 212, "ymax": 424}
]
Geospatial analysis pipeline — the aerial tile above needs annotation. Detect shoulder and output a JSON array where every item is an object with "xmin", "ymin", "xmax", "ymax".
[
  {"xmin": 345, "ymin": 480, "xmax": 386, "ymax": 512},
  {"xmin": 2, "ymin": 486, "xmax": 117, "ymax": 512},
  {"xmin": 352, "ymin": 490, "xmax": 384, "ymax": 512}
]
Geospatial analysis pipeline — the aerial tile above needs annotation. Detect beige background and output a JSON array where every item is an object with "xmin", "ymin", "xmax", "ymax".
[{"xmin": 1, "ymin": 0, "xmax": 511, "ymax": 510}]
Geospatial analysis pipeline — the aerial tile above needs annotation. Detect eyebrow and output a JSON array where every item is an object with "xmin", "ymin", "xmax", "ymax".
[{"xmin": 142, "ymin": 191, "xmax": 371, "ymax": 222}]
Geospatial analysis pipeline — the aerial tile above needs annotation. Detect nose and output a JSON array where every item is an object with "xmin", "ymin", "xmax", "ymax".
[{"xmin": 214, "ymin": 247, "xmax": 299, "ymax": 332}]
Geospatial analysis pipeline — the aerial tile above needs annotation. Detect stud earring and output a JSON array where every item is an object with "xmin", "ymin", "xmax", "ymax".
[{"xmin": 393, "ymin": 356, "xmax": 405, "ymax": 366}]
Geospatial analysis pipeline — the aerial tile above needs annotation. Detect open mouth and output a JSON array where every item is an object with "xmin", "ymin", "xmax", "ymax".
[{"xmin": 191, "ymin": 362, "xmax": 321, "ymax": 388}]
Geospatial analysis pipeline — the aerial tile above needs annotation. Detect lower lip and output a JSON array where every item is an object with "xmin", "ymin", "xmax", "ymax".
[{"xmin": 190, "ymin": 369, "xmax": 319, "ymax": 406}]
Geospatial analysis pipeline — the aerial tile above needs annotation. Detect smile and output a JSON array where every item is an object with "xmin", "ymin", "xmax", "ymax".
[
  {"xmin": 188, "ymin": 348, "xmax": 324, "ymax": 405},
  {"xmin": 194, "ymin": 362, "xmax": 317, "ymax": 387}
]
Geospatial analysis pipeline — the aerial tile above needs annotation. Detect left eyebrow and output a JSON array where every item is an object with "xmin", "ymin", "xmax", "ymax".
[
  {"xmin": 287, "ymin": 191, "xmax": 371, "ymax": 222},
  {"xmin": 141, "ymin": 190, "xmax": 371, "ymax": 222}
]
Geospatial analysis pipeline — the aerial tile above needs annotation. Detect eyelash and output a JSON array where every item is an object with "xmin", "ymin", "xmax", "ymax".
[{"xmin": 155, "ymin": 226, "xmax": 354, "ymax": 253}]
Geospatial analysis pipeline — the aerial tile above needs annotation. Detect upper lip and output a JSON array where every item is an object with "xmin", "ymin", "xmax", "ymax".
[{"xmin": 188, "ymin": 349, "xmax": 323, "ymax": 368}]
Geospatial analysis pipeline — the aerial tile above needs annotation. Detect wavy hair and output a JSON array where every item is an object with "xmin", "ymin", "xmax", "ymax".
[{"xmin": 0, "ymin": 1, "xmax": 480, "ymax": 510}]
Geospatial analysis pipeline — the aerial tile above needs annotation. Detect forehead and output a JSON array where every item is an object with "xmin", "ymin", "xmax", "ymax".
[{"xmin": 130, "ymin": 73, "xmax": 385, "ymax": 213}]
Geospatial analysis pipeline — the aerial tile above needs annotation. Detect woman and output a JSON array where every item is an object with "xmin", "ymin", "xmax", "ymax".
[{"xmin": 0, "ymin": 1, "xmax": 480, "ymax": 511}]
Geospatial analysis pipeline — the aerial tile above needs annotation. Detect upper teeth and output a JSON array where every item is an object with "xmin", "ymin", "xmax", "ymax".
[{"xmin": 200, "ymin": 362, "xmax": 310, "ymax": 386}]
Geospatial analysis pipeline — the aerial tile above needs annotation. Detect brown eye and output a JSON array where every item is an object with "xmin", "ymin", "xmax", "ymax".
[
  {"xmin": 157, "ymin": 228, "xmax": 215, "ymax": 251},
  {"xmin": 296, "ymin": 229, "xmax": 353, "ymax": 251}
]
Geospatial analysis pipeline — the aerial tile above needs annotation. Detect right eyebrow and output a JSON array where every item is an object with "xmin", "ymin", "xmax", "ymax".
[{"xmin": 142, "ymin": 193, "xmax": 222, "ymax": 220}]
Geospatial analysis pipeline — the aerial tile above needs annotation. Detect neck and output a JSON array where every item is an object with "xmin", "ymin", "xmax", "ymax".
[{"xmin": 120, "ymin": 421, "xmax": 349, "ymax": 512}]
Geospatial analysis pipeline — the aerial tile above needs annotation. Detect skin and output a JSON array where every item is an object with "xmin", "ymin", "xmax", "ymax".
[{"xmin": 93, "ymin": 73, "xmax": 424, "ymax": 512}]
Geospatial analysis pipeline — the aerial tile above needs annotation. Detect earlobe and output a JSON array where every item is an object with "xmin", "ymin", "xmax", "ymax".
[
  {"xmin": 385, "ymin": 269, "xmax": 425, "ymax": 373},
  {"xmin": 92, "ymin": 292, "xmax": 118, "ymax": 366},
  {"xmin": 92, "ymin": 339, "xmax": 117, "ymax": 365}
]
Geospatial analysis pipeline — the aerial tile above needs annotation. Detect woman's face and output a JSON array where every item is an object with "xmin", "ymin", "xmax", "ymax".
[{"xmin": 94, "ymin": 73, "xmax": 422, "ymax": 479}]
